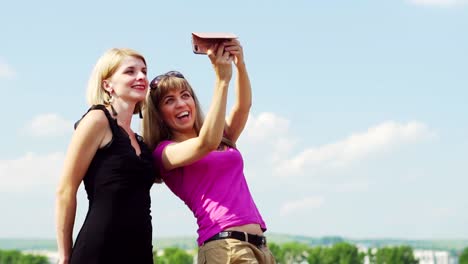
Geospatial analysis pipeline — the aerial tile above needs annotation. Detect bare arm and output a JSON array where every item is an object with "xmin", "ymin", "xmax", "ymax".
[
  {"xmin": 55, "ymin": 111, "xmax": 109, "ymax": 264},
  {"xmin": 224, "ymin": 40, "xmax": 251, "ymax": 143},
  {"xmin": 161, "ymin": 44, "xmax": 233, "ymax": 170}
]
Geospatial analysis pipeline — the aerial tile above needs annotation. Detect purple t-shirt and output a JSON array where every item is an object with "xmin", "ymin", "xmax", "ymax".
[{"xmin": 153, "ymin": 140, "xmax": 267, "ymax": 246}]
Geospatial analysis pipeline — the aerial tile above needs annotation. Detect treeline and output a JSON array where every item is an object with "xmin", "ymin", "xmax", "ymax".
[
  {"xmin": 268, "ymin": 242, "xmax": 419, "ymax": 264},
  {"xmin": 2, "ymin": 243, "xmax": 468, "ymax": 264},
  {"xmin": 153, "ymin": 247, "xmax": 193, "ymax": 264},
  {"xmin": 153, "ymin": 242, "xmax": 468, "ymax": 264},
  {"xmin": 0, "ymin": 249, "xmax": 48, "ymax": 264}
]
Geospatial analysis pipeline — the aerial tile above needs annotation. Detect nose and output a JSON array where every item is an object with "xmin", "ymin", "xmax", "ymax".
[
  {"xmin": 136, "ymin": 70, "xmax": 147, "ymax": 80},
  {"xmin": 174, "ymin": 97, "xmax": 185, "ymax": 108}
]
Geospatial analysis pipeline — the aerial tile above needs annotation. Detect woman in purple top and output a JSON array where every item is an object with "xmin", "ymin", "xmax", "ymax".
[{"xmin": 142, "ymin": 40, "xmax": 275, "ymax": 263}]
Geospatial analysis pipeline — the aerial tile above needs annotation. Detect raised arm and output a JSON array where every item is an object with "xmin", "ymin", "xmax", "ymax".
[
  {"xmin": 224, "ymin": 39, "xmax": 251, "ymax": 143},
  {"xmin": 161, "ymin": 44, "xmax": 233, "ymax": 170},
  {"xmin": 55, "ymin": 111, "xmax": 109, "ymax": 264}
]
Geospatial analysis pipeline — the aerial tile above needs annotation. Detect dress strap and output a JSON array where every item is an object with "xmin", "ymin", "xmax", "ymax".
[{"xmin": 74, "ymin": 104, "xmax": 118, "ymax": 134}]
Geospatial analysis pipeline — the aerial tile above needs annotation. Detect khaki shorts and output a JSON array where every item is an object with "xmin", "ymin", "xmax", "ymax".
[{"xmin": 197, "ymin": 238, "xmax": 276, "ymax": 264}]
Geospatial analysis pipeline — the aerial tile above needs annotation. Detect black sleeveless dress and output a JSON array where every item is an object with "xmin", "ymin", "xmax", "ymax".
[{"xmin": 70, "ymin": 105, "xmax": 155, "ymax": 264}]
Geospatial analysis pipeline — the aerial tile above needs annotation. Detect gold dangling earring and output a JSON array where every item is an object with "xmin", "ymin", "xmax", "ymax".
[
  {"xmin": 110, "ymin": 104, "xmax": 118, "ymax": 116},
  {"xmin": 109, "ymin": 95, "xmax": 118, "ymax": 116}
]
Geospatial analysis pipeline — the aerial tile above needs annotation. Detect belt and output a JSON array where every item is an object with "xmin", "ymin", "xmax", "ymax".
[{"xmin": 203, "ymin": 231, "xmax": 267, "ymax": 248}]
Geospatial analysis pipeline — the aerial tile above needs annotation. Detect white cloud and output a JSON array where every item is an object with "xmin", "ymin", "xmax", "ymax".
[
  {"xmin": 334, "ymin": 181, "xmax": 370, "ymax": 193},
  {"xmin": 0, "ymin": 152, "xmax": 64, "ymax": 192},
  {"xmin": 0, "ymin": 60, "xmax": 16, "ymax": 79},
  {"xmin": 280, "ymin": 196, "xmax": 324, "ymax": 216},
  {"xmin": 408, "ymin": 0, "xmax": 468, "ymax": 7},
  {"xmin": 243, "ymin": 112, "xmax": 290, "ymax": 142},
  {"xmin": 275, "ymin": 121, "xmax": 433, "ymax": 176},
  {"xmin": 241, "ymin": 113, "xmax": 297, "ymax": 163},
  {"xmin": 23, "ymin": 113, "xmax": 73, "ymax": 137}
]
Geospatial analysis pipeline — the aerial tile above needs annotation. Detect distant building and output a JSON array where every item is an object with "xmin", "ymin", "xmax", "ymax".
[
  {"xmin": 414, "ymin": 249, "xmax": 458, "ymax": 264},
  {"xmin": 357, "ymin": 246, "xmax": 459, "ymax": 264}
]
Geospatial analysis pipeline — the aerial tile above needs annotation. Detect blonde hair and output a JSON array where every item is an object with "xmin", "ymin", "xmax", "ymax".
[
  {"xmin": 86, "ymin": 48, "xmax": 146, "ymax": 114},
  {"xmin": 142, "ymin": 76, "xmax": 204, "ymax": 151}
]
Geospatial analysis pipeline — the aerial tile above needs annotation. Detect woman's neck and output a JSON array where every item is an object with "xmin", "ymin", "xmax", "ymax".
[{"xmin": 109, "ymin": 102, "xmax": 135, "ymax": 129}]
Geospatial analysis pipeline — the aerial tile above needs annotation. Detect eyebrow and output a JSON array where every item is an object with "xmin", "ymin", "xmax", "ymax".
[
  {"xmin": 162, "ymin": 89, "xmax": 189, "ymax": 100},
  {"xmin": 123, "ymin": 66, "xmax": 147, "ymax": 71},
  {"xmin": 162, "ymin": 94, "xmax": 174, "ymax": 102}
]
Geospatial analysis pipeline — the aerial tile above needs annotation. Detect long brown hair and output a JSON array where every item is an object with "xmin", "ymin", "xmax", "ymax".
[
  {"xmin": 142, "ymin": 75, "xmax": 204, "ymax": 151},
  {"xmin": 142, "ymin": 74, "xmax": 236, "ymax": 152}
]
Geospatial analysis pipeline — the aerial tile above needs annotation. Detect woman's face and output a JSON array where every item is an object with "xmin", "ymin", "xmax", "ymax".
[
  {"xmin": 159, "ymin": 88, "xmax": 197, "ymax": 135},
  {"xmin": 106, "ymin": 56, "xmax": 148, "ymax": 104}
]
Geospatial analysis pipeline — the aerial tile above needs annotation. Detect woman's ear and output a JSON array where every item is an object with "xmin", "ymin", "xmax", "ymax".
[{"xmin": 102, "ymin": 80, "xmax": 113, "ymax": 94}]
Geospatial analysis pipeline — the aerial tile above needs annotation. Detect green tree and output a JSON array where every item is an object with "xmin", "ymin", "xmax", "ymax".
[
  {"xmin": 306, "ymin": 246, "xmax": 324, "ymax": 264},
  {"xmin": 367, "ymin": 248, "xmax": 376, "ymax": 264},
  {"xmin": 330, "ymin": 242, "xmax": 364, "ymax": 264},
  {"xmin": 0, "ymin": 249, "xmax": 22, "ymax": 264},
  {"xmin": 268, "ymin": 242, "xmax": 282, "ymax": 262},
  {"xmin": 278, "ymin": 242, "xmax": 310, "ymax": 263},
  {"xmin": 460, "ymin": 247, "xmax": 468, "ymax": 264},
  {"xmin": 0, "ymin": 249, "xmax": 48, "ymax": 264},
  {"xmin": 18, "ymin": 253, "xmax": 49, "ymax": 264},
  {"xmin": 154, "ymin": 247, "xmax": 192, "ymax": 264},
  {"xmin": 374, "ymin": 246, "xmax": 418, "ymax": 264},
  {"xmin": 308, "ymin": 242, "xmax": 363, "ymax": 264}
]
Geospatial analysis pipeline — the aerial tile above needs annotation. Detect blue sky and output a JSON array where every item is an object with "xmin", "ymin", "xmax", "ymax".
[{"xmin": 0, "ymin": 0, "xmax": 467, "ymax": 240}]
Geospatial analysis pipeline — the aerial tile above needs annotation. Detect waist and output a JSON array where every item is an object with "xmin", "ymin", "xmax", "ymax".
[
  {"xmin": 203, "ymin": 230, "xmax": 267, "ymax": 248},
  {"xmin": 225, "ymin": 223, "xmax": 263, "ymax": 236}
]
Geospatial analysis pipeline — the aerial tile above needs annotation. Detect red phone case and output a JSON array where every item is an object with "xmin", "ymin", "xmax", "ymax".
[{"xmin": 191, "ymin": 32, "xmax": 237, "ymax": 54}]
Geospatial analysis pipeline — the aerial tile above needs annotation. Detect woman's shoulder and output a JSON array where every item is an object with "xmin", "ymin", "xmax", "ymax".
[
  {"xmin": 74, "ymin": 106, "xmax": 111, "ymax": 131},
  {"xmin": 154, "ymin": 140, "xmax": 174, "ymax": 152}
]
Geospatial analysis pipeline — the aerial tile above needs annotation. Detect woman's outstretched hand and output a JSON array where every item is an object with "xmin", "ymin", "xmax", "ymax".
[
  {"xmin": 207, "ymin": 43, "xmax": 233, "ymax": 83},
  {"xmin": 223, "ymin": 39, "xmax": 245, "ymax": 68}
]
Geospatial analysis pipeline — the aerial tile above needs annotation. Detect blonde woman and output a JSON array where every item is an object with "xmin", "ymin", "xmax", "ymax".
[{"xmin": 56, "ymin": 48, "xmax": 155, "ymax": 264}]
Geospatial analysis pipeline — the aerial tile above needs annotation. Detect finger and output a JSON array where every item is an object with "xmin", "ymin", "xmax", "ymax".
[
  {"xmin": 225, "ymin": 39, "xmax": 239, "ymax": 45},
  {"xmin": 223, "ymin": 50, "xmax": 230, "ymax": 60},
  {"xmin": 224, "ymin": 45, "xmax": 239, "ymax": 51},
  {"xmin": 225, "ymin": 45, "xmax": 243, "ymax": 54},
  {"xmin": 216, "ymin": 43, "xmax": 225, "ymax": 58},
  {"xmin": 207, "ymin": 43, "xmax": 218, "ymax": 59},
  {"xmin": 223, "ymin": 42, "xmax": 238, "ymax": 50}
]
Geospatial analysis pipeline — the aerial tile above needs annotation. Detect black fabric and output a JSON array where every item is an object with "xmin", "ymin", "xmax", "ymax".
[
  {"xmin": 204, "ymin": 231, "xmax": 267, "ymax": 248},
  {"xmin": 70, "ymin": 105, "xmax": 155, "ymax": 264}
]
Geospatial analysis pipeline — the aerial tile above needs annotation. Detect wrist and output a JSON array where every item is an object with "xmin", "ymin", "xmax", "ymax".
[
  {"xmin": 215, "ymin": 79, "xmax": 230, "ymax": 87},
  {"xmin": 236, "ymin": 61, "xmax": 247, "ymax": 71}
]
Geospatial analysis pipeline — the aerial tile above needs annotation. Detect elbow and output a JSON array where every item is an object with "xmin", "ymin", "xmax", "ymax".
[
  {"xmin": 55, "ymin": 184, "xmax": 76, "ymax": 203},
  {"xmin": 198, "ymin": 134, "xmax": 223, "ymax": 152},
  {"xmin": 245, "ymin": 102, "xmax": 252, "ymax": 111},
  {"xmin": 204, "ymin": 137, "xmax": 222, "ymax": 152},
  {"xmin": 236, "ymin": 101, "xmax": 252, "ymax": 113},
  {"xmin": 56, "ymin": 185, "xmax": 67, "ymax": 198}
]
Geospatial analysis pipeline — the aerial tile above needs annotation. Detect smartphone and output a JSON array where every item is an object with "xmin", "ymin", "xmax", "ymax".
[{"xmin": 191, "ymin": 32, "xmax": 237, "ymax": 55}]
